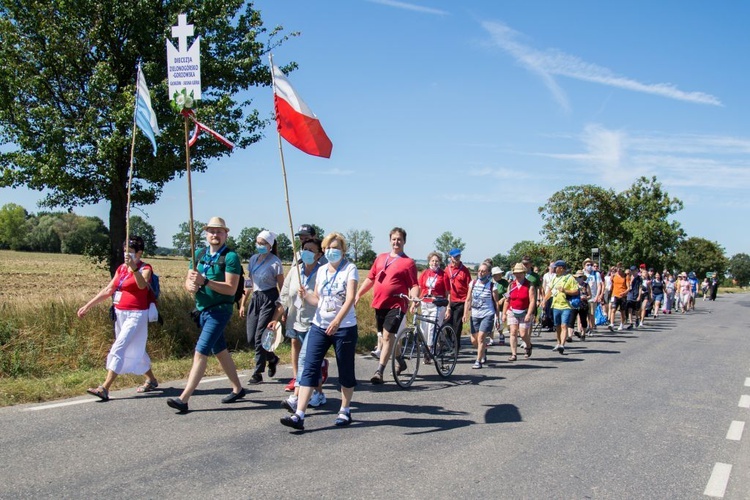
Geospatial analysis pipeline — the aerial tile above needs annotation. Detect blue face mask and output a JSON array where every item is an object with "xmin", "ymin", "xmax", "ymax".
[
  {"xmin": 478, "ymin": 275, "xmax": 490, "ymax": 283},
  {"xmin": 325, "ymin": 248, "xmax": 343, "ymax": 264},
  {"xmin": 256, "ymin": 244, "xmax": 268, "ymax": 255},
  {"xmin": 300, "ymin": 249, "xmax": 316, "ymax": 265}
]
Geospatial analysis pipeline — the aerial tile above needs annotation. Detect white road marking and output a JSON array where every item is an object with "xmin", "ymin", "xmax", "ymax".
[
  {"xmin": 744, "ymin": 377, "xmax": 750, "ymax": 387},
  {"xmin": 23, "ymin": 399, "xmax": 94, "ymax": 411},
  {"xmin": 726, "ymin": 421, "xmax": 745, "ymax": 441},
  {"xmin": 739, "ymin": 395, "xmax": 750, "ymax": 408},
  {"xmin": 704, "ymin": 462, "xmax": 732, "ymax": 498},
  {"xmin": 22, "ymin": 376, "xmax": 230, "ymax": 412}
]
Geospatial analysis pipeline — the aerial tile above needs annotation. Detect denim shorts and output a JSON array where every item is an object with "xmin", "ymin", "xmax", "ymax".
[
  {"xmin": 653, "ymin": 293, "xmax": 664, "ymax": 303},
  {"xmin": 286, "ymin": 328, "xmax": 307, "ymax": 342},
  {"xmin": 552, "ymin": 308, "xmax": 573, "ymax": 327},
  {"xmin": 470, "ymin": 314, "xmax": 495, "ymax": 334},
  {"xmin": 195, "ymin": 306, "xmax": 231, "ymax": 356}
]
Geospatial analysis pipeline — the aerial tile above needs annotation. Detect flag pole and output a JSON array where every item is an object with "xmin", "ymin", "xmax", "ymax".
[
  {"xmin": 184, "ymin": 113, "xmax": 197, "ymax": 270},
  {"xmin": 125, "ymin": 63, "xmax": 141, "ymax": 253},
  {"xmin": 269, "ymin": 54, "xmax": 301, "ymax": 283}
]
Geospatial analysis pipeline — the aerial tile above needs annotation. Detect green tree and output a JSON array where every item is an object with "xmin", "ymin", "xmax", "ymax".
[
  {"xmin": 236, "ymin": 226, "xmax": 261, "ymax": 261},
  {"xmin": 345, "ymin": 228, "xmax": 373, "ymax": 263},
  {"xmin": 434, "ymin": 231, "xmax": 465, "ymax": 263},
  {"xmin": 673, "ymin": 237, "xmax": 727, "ymax": 280},
  {"xmin": 276, "ymin": 233, "xmax": 293, "ymax": 262},
  {"xmin": 618, "ymin": 176, "xmax": 684, "ymax": 269},
  {"xmin": 26, "ymin": 213, "xmax": 63, "ymax": 253},
  {"xmin": 358, "ymin": 249, "xmax": 377, "ymax": 269},
  {"xmin": 128, "ymin": 215, "xmax": 157, "ymax": 255},
  {"xmin": 539, "ymin": 185, "xmax": 621, "ymax": 266},
  {"xmin": 0, "ymin": 1, "xmax": 297, "ymax": 274},
  {"xmin": 506, "ymin": 240, "xmax": 556, "ymax": 270},
  {"xmin": 58, "ymin": 214, "xmax": 109, "ymax": 257},
  {"xmin": 728, "ymin": 253, "xmax": 750, "ymax": 287},
  {"xmin": 172, "ymin": 220, "xmax": 205, "ymax": 258},
  {"xmin": 0, "ymin": 203, "xmax": 30, "ymax": 250},
  {"xmin": 490, "ymin": 253, "xmax": 512, "ymax": 273}
]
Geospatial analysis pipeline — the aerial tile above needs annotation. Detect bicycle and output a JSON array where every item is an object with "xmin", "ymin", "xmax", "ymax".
[{"xmin": 390, "ymin": 294, "xmax": 459, "ymax": 389}]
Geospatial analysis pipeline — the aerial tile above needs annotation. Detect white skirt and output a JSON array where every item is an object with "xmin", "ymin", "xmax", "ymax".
[{"xmin": 107, "ymin": 309, "xmax": 151, "ymax": 375}]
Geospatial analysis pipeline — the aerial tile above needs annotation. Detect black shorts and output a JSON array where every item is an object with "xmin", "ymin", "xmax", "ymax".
[
  {"xmin": 612, "ymin": 296, "xmax": 626, "ymax": 311},
  {"xmin": 375, "ymin": 308, "xmax": 405, "ymax": 334}
]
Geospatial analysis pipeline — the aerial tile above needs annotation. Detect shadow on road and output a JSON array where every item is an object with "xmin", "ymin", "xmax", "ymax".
[{"xmin": 484, "ymin": 403, "xmax": 522, "ymax": 424}]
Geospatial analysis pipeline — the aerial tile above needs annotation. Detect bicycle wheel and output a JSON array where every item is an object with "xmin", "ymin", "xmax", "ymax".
[
  {"xmin": 392, "ymin": 327, "xmax": 421, "ymax": 389},
  {"xmin": 433, "ymin": 324, "xmax": 458, "ymax": 378}
]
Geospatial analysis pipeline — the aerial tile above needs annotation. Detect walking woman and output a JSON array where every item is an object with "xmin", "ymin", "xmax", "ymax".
[
  {"xmin": 281, "ymin": 232, "xmax": 359, "ymax": 432},
  {"xmin": 166, "ymin": 217, "xmax": 245, "ymax": 413},
  {"xmin": 78, "ymin": 236, "xmax": 158, "ymax": 400},
  {"xmin": 463, "ymin": 262, "xmax": 499, "ymax": 369},
  {"xmin": 651, "ymin": 272, "xmax": 665, "ymax": 318},
  {"xmin": 240, "ymin": 230, "xmax": 285, "ymax": 384},
  {"xmin": 502, "ymin": 263, "xmax": 536, "ymax": 361},
  {"xmin": 418, "ymin": 252, "xmax": 450, "ymax": 363}
]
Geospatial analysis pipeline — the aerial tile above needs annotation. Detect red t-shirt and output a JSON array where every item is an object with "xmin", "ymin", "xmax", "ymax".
[
  {"xmin": 367, "ymin": 252, "xmax": 418, "ymax": 312},
  {"xmin": 418, "ymin": 268, "xmax": 449, "ymax": 298},
  {"xmin": 445, "ymin": 263, "xmax": 472, "ymax": 302},
  {"xmin": 113, "ymin": 263, "xmax": 152, "ymax": 311},
  {"xmin": 508, "ymin": 279, "xmax": 532, "ymax": 311}
]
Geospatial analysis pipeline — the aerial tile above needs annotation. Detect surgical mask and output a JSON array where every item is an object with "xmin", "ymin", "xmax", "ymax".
[
  {"xmin": 256, "ymin": 244, "xmax": 268, "ymax": 255},
  {"xmin": 430, "ymin": 264, "xmax": 439, "ymax": 272},
  {"xmin": 128, "ymin": 252, "xmax": 137, "ymax": 261},
  {"xmin": 478, "ymin": 275, "xmax": 490, "ymax": 283},
  {"xmin": 325, "ymin": 248, "xmax": 343, "ymax": 263},
  {"xmin": 300, "ymin": 249, "xmax": 316, "ymax": 265},
  {"xmin": 585, "ymin": 265, "xmax": 592, "ymax": 271}
]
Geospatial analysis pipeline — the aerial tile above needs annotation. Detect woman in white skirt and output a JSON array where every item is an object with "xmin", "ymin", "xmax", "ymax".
[
  {"xmin": 417, "ymin": 252, "xmax": 450, "ymax": 363},
  {"xmin": 77, "ymin": 236, "xmax": 158, "ymax": 401}
]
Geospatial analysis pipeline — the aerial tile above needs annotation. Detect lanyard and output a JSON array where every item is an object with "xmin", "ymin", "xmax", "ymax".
[
  {"xmin": 300, "ymin": 262, "xmax": 320, "ymax": 289},
  {"xmin": 322, "ymin": 260, "xmax": 345, "ymax": 296},
  {"xmin": 200, "ymin": 245, "xmax": 226, "ymax": 276},
  {"xmin": 382, "ymin": 253, "xmax": 402, "ymax": 274},
  {"xmin": 472, "ymin": 278, "xmax": 490, "ymax": 299},
  {"xmin": 251, "ymin": 253, "xmax": 269, "ymax": 276},
  {"xmin": 509, "ymin": 279, "xmax": 526, "ymax": 298},
  {"xmin": 116, "ymin": 262, "xmax": 142, "ymax": 291}
]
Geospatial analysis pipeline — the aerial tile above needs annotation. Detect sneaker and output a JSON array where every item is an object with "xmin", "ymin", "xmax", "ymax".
[
  {"xmin": 284, "ymin": 378, "xmax": 296, "ymax": 392},
  {"xmin": 472, "ymin": 360, "xmax": 482, "ymax": 369},
  {"xmin": 617, "ymin": 324, "xmax": 623, "ymax": 331},
  {"xmin": 370, "ymin": 349, "xmax": 381, "ymax": 359},
  {"xmin": 281, "ymin": 397, "xmax": 297, "ymax": 413},
  {"xmin": 573, "ymin": 330, "xmax": 581, "ymax": 338},
  {"xmin": 248, "ymin": 373, "xmax": 263, "ymax": 385},
  {"xmin": 626, "ymin": 324, "xmax": 634, "ymax": 330},
  {"xmin": 558, "ymin": 345, "xmax": 565, "ymax": 354},
  {"xmin": 166, "ymin": 397, "xmax": 188, "ymax": 413},
  {"xmin": 566, "ymin": 336, "xmax": 573, "ymax": 342},
  {"xmin": 519, "ymin": 340, "xmax": 527, "ymax": 350},
  {"xmin": 321, "ymin": 358, "xmax": 329, "ymax": 385},
  {"xmin": 485, "ymin": 337, "xmax": 494, "ymax": 346},
  {"xmin": 280, "ymin": 414, "xmax": 304, "ymax": 431},
  {"xmin": 607, "ymin": 323, "xmax": 614, "ymax": 332},
  {"xmin": 370, "ymin": 371, "xmax": 384, "ymax": 384},
  {"xmin": 220, "ymin": 388, "xmax": 246, "ymax": 404},
  {"xmin": 309, "ymin": 390, "xmax": 327, "ymax": 408}
]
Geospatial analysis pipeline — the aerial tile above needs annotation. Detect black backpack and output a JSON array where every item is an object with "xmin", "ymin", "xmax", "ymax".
[{"xmin": 197, "ymin": 247, "xmax": 245, "ymax": 308}]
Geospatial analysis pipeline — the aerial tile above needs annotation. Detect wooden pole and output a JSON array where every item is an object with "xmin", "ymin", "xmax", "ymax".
[{"xmin": 184, "ymin": 113, "xmax": 197, "ymax": 270}]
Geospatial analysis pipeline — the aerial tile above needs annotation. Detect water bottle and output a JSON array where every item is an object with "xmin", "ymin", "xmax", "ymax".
[{"xmin": 261, "ymin": 327, "xmax": 276, "ymax": 351}]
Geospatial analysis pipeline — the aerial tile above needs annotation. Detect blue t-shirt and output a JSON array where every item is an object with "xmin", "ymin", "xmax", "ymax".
[{"xmin": 247, "ymin": 253, "xmax": 284, "ymax": 292}]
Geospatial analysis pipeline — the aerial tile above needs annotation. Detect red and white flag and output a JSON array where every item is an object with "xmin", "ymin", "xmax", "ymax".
[
  {"xmin": 272, "ymin": 64, "xmax": 332, "ymax": 158},
  {"xmin": 182, "ymin": 109, "xmax": 234, "ymax": 150}
]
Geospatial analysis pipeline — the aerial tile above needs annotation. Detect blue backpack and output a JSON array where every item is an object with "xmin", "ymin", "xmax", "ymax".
[{"xmin": 148, "ymin": 271, "xmax": 160, "ymax": 303}]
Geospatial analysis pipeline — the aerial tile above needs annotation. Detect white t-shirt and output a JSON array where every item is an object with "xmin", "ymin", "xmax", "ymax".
[
  {"xmin": 312, "ymin": 261, "xmax": 358, "ymax": 328},
  {"xmin": 585, "ymin": 271, "xmax": 602, "ymax": 298}
]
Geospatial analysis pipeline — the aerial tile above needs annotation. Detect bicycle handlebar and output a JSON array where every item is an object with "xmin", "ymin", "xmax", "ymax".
[{"xmin": 393, "ymin": 293, "xmax": 449, "ymax": 307}]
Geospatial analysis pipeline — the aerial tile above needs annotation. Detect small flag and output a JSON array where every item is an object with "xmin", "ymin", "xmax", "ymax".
[
  {"xmin": 135, "ymin": 64, "xmax": 159, "ymax": 156},
  {"xmin": 183, "ymin": 110, "xmax": 234, "ymax": 150},
  {"xmin": 272, "ymin": 64, "xmax": 332, "ymax": 158}
]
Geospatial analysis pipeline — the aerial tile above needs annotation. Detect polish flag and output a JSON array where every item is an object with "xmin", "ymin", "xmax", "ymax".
[{"xmin": 272, "ymin": 64, "xmax": 332, "ymax": 158}]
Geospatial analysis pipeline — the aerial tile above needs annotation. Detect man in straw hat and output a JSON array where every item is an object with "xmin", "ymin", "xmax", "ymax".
[{"xmin": 166, "ymin": 216, "xmax": 246, "ymax": 413}]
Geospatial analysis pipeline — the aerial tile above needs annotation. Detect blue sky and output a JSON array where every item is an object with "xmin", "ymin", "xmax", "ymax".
[{"xmin": 2, "ymin": 0, "xmax": 749, "ymax": 263}]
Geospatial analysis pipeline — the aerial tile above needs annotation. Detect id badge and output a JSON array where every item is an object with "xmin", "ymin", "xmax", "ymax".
[
  {"xmin": 113, "ymin": 291, "xmax": 122, "ymax": 304},
  {"xmin": 324, "ymin": 297, "xmax": 336, "ymax": 312},
  {"xmin": 294, "ymin": 295, "xmax": 303, "ymax": 309}
]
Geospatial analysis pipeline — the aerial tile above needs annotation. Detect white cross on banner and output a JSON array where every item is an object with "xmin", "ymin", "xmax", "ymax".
[{"xmin": 166, "ymin": 13, "xmax": 201, "ymax": 100}]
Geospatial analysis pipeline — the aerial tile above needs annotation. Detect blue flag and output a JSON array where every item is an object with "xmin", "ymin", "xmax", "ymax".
[{"xmin": 135, "ymin": 64, "xmax": 159, "ymax": 156}]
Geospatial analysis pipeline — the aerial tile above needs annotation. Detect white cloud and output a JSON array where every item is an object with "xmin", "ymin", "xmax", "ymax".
[
  {"xmin": 468, "ymin": 167, "xmax": 523, "ymax": 179},
  {"xmin": 481, "ymin": 21, "xmax": 722, "ymax": 108},
  {"xmin": 367, "ymin": 0, "xmax": 449, "ymax": 16}
]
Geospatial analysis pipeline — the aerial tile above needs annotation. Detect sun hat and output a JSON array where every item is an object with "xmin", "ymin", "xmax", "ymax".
[
  {"xmin": 573, "ymin": 270, "xmax": 585, "ymax": 278},
  {"xmin": 583, "ymin": 258, "xmax": 593, "ymax": 265},
  {"xmin": 449, "ymin": 248, "xmax": 462, "ymax": 257},
  {"xmin": 257, "ymin": 229, "xmax": 276, "ymax": 247},
  {"xmin": 491, "ymin": 266, "xmax": 503, "ymax": 276},
  {"xmin": 512, "ymin": 263, "xmax": 526, "ymax": 273},
  {"xmin": 203, "ymin": 216, "xmax": 229, "ymax": 232}
]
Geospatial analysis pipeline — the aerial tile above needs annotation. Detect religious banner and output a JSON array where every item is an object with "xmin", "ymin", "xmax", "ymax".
[{"xmin": 166, "ymin": 13, "xmax": 201, "ymax": 106}]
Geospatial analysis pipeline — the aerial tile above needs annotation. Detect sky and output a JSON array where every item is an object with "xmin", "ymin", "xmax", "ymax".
[{"xmin": 2, "ymin": 0, "xmax": 749, "ymax": 264}]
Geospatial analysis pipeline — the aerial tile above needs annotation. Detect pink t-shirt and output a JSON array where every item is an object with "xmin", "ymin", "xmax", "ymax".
[{"xmin": 367, "ymin": 252, "xmax": 418, "ymax": 312}]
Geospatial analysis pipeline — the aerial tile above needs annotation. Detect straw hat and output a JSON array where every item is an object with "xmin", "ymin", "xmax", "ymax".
[
  {"xmin": 512, "ymin": 263, "xmax": 526, "ymax": 273},
  {"xmin": 203, "ymin": 216, "xmax": 229, "ymax": 232}
]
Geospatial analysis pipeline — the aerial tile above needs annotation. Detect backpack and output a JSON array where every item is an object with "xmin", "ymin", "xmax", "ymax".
[
  {"xmin": 197, "ymin": 247, "xmax": 245, "ymax": 308},
  {"xmin": 148, "ymin": 272, "xmax": 160, "ymax": 304}
]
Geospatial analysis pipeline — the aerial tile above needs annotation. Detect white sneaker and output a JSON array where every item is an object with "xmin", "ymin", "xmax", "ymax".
[
  {"xmin": 518, "ymin": 340, "xmax": 527, "ymax": 349},
  {"xmin": 617, "ymin": 324, "xmax": 623, "ymax": 331},
  {"xmin": 370, "ymin": 349, "xmax": 381, "ymax": 359},
  {"xmin": 485, "ymin": 337, "xmax": 494, "ymax": 346},
  {"xmin": 308, "ymin": 390, "xmax": 327, "ymax": 408}
]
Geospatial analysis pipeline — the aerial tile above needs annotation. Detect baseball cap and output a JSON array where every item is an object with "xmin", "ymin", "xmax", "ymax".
[
  {"xmin": 295, "ymin": 224, "xmax": 315, "ymax": 237},
  {"xmin": 553, "ymin": 260, "xmax": 567, "ymax": 268},
  {"xmin": 449, "ymin": 248, "xmax": 462, "ymax": 257}
]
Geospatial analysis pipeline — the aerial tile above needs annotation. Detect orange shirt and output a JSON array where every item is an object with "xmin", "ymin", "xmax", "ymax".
[{"xmin": 612, "ymin": 273, "xmax": 628, "ymax": 298}]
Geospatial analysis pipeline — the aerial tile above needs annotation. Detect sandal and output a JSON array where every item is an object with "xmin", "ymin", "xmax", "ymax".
[
  {"xmin": 86, "ymin": 385, "xmax": 109, "ymax": 401},
  {"xmin": 507, "ymin": 354, "xmax": 517, "ymax": 362},
  {"xmin": 136, "ymin": 380, "xmax": 159, "ymax": 393},
  {"xmin": 524, "ymin": 344, "xmax": 533, "ymax": 359}
]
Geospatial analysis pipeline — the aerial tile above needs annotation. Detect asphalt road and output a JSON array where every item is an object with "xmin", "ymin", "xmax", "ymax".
[{"xmin": 2, "ymin": 294, "xmax": 749, "ymax": 499}]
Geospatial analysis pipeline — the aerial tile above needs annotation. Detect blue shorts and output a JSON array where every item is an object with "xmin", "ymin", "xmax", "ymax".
[
  {"xmin": 552, "ymin": 308, "xmax": 573, "ymax": 327},
  {"xmin": 653, "ymin": 293, "xmax": 664, "ymax": 303},
  {"xmin": 470, "ymin": 314, "xmax": 495, "ymax": 334},
  {"xmin": 195, "ymin": 307, "xmax": 231, "ymax": 356},
  {"xmin": 286, "ymin": 328, "xmax": 307, "ymax": 341},
  {"xmin": 299, "ymin": 324, "xmax": 358, "ymax": 389}
]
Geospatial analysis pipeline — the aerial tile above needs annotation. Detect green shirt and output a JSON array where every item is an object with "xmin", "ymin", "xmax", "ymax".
[
  {"xmin": 191, "ymin": 248, "xmax": 242, "ymax": 312},
  {"xmin": 494, "ymin": 279, "xmax": 509, "ymax": 297},
  {"xmin": 525, "ymin": 271, "xmax": 541, "ymax": 289}
]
